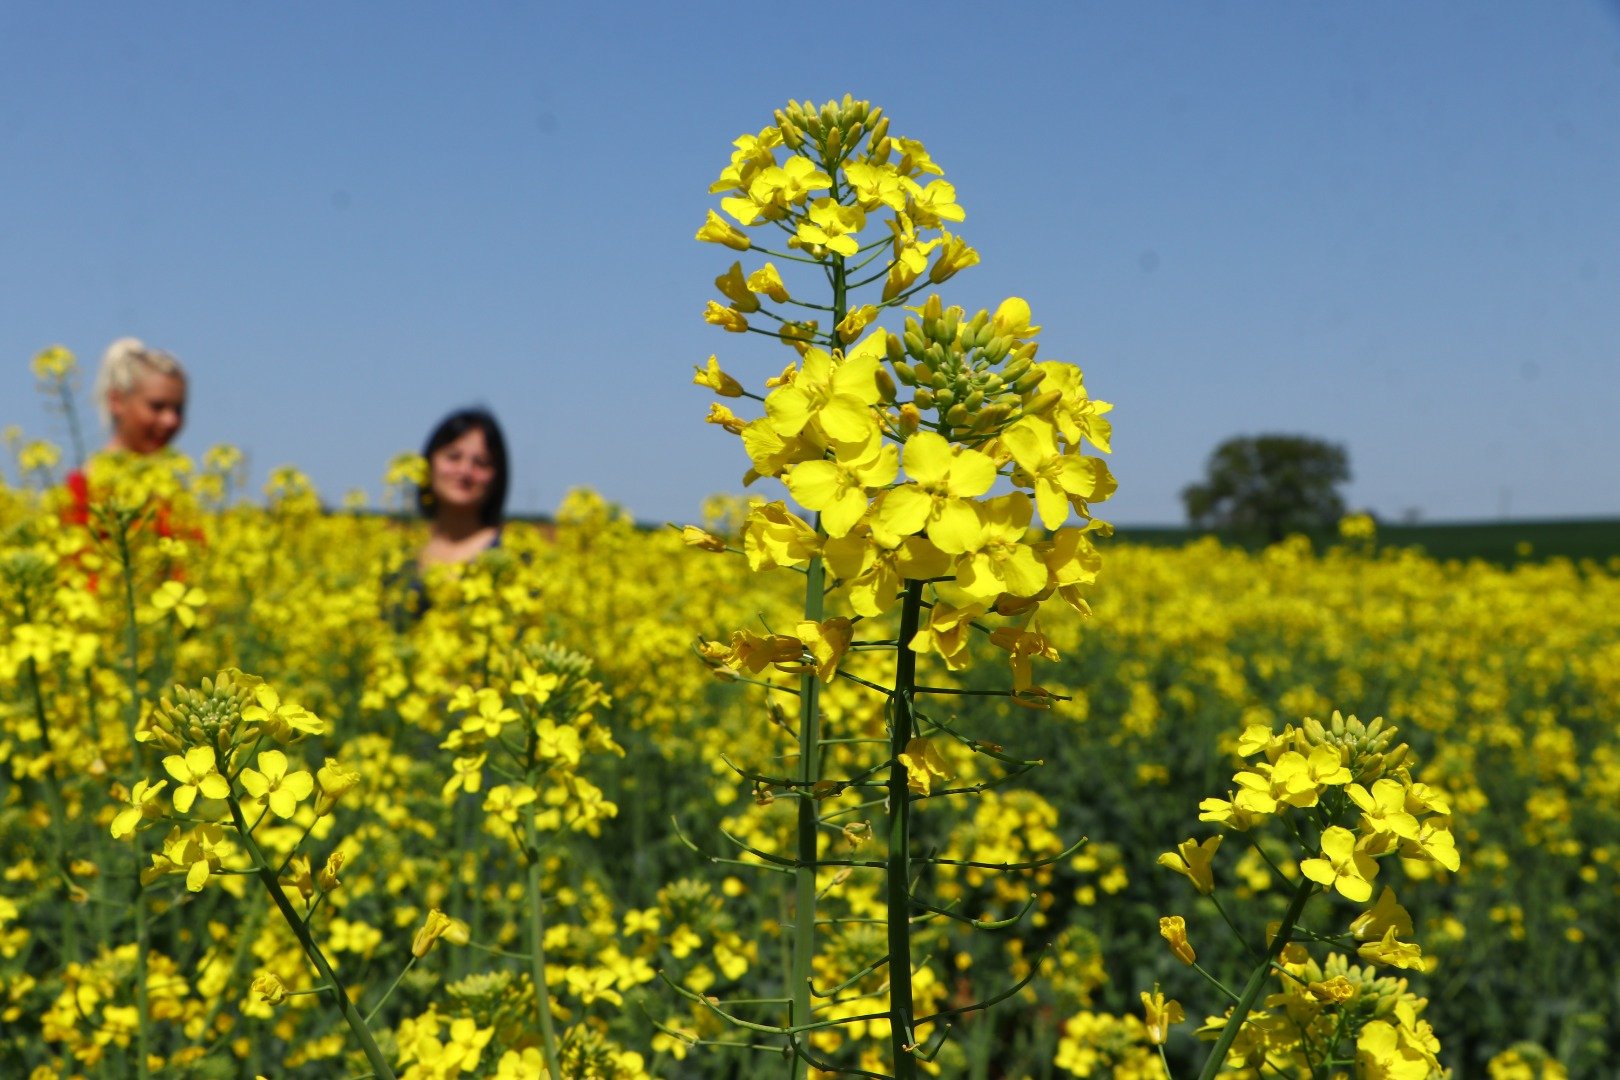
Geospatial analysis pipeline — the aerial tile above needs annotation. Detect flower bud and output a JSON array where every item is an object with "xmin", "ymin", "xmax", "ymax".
[
  {"xmin": 824, "ymin": 128, "xmax": 843, "ymax": 160},
  {"xmin": 891, "ymin": 361, "xmax": 917, "ymax": 386},
  {"xmin": 934, "ymin": 388, "xmax": 956, "ymax": 409},
  {"xmin": 945, "ymin": 403, "xmax": 971, "ymax": 427},
  {"xmin": 873, "ymin": 368, "xmax": 897, "ymax": 403},
  {"xmin": 970, "ymin": 403, "xmax": 1013, "ymax": 432},
  {"xmin": 982, "ymin": 335, "xmax": 1013, "ymax": 365},
  {"xmin": 870, "ymin": 137, "xmax": 892, "ymax": 165},
  {"xmin": 1026, "ymin": 389, "xmax": 1062, "ymax": 415},
  {"xmin": 913, "ymin": 388, "xmax": 936, "ymax": 410},
  {"xmin": 318, "ymin": 850, "xmax": 345, "ymax": 892},
  {"xmin": 1001, "ymin": 355, "xmax": 1032, "ymax": 383},
  {"xmin": 1013, "ymin": 369, "xmax": 1047, "ymax": 395},
  {"xmin": 868, "ymin": 114, "xmax": 889, "ymax": 147},
  {"xmin": 897, "ymin": 403, "xmax": 921, "ymax": 435}
]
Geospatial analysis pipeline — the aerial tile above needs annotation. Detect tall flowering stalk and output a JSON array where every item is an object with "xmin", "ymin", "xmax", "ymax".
[
  {"xmin": 686, "ymin": 96, "xmax": 1116, "ymax": 1077},
  {"xmin": 1140, "ymin": 711, "xmax": 1460, "ymax": 1077}
]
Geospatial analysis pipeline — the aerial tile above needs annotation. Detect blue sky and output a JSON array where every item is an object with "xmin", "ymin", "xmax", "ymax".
[{"xmin": 4, "ymin": 2, "xmax": 1617, "ymax": 525}]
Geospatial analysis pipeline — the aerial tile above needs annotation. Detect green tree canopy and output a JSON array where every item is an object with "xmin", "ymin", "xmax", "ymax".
[{"xmin": 1182, "ymin": 434, "xmax": 1350, "ymax": 543}]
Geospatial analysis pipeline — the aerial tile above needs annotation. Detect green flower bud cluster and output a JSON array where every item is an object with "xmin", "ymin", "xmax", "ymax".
[
  {"xmin": 891, "ymin": 295, "xmax": 1045, "ymax": 440},
  {"xmin": 144, "ymin": 671, "xmax": 256, "ymax": 756},
  {"xmin": 1301, "ymin": 712, "xmax": 1411, "ymax": 783},
  {"xmin": 1316, "ymin": 953, "xmax": 1426, "ymax": 1023},
  {"xmin": 775, "ymin": 95, "xmax": 883, "ymax": 164},
  {"xmin": 0, "ymin": 549, "xmax": 53, "ymax": 600},
  {"xmin": 445, "ymin": 969, "xmax": 537, "ymax": 1044}
]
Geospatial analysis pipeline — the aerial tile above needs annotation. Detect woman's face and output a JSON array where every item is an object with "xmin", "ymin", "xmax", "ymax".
[
  {"xmin": 108, "ymin": 371, "xmax": 186, "ymax": 454},
  {"xmin": 428, "ymin": 427, "xmax": 497, "ymax": 517}
]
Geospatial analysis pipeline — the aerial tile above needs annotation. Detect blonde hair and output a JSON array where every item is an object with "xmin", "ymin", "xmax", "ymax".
[{"xmin": 94, "ymin": 337, "xmax": 186, "ymax": 430}]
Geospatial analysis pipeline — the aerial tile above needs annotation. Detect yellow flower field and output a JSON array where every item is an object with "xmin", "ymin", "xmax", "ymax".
[{"xmin": 1, "ymin": 455, "xmax": 1614, "ymax": 1077}]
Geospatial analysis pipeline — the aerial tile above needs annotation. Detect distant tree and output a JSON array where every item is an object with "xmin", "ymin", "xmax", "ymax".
[{"xmin": 1182, "ymin": 434, "xmax": 1350, "ymax": 543}]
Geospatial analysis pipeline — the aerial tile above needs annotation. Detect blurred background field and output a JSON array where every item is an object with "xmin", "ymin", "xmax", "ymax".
[{"xmin": 4, "ymin": 470, "xmax": 1617, "ymax": 1076}]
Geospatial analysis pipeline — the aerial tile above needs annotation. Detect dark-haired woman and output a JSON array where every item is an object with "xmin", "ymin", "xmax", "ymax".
[
  {"xmin": 386, "ymin": 408, "xmax": 510, "ymax": 627},
  {"xmin": 418, "ymin": 408, "xmax": 509, "ymax": 566}
]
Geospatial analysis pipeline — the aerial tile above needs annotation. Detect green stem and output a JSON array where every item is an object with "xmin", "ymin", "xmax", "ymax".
[
  {"xmin": 1195, "ymin": 874, "xmax": 1317, "ymax": 1080},
  {"xmin": 523, "ymin": 812, "xmax": 564, "ymax": 1079},
  {"xmin": 791, "ymin": 549, "xmax": 825, "ymax": 1078},
  {"xmin": 229, "ymin": 800, "xmax": 396, "ymax": 1079},
  {"xmin": 887, "ymin": 581, "xmax": 924, "ymax": 1078},
  {"xmin": 113, "ymin": 521, "xmax": 152, "ymax": 1080}
]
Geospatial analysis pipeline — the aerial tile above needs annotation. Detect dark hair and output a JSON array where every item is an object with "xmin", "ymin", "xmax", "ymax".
[{"xmin": 416, "ymin": 407, "xmax": 510, "ymax": 526}]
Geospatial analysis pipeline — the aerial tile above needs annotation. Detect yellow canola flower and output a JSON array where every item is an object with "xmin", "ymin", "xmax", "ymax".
[
  {"xmin": 746, "ymin": 262, "xmax": 790, "ymax": 302},
  {"xmin": 784, "ymin": 443, "xmax": 898, "ymax": 539},
  {"xmin": 32, "ymin": 344, "xmax": 77, "ymax": 380},
  {"xmin": 874, "ymin": 432, "xmax": 997, "ymax": 554},
  {"xmin": 908, "ymin": 600, "xmax": 987, "ymax": 670},
  {"xmin": 714, "ymin": 261, "xmax": 760, "ymax": 313},
  {"xmin": 1002, "ymin": 417, "xmax": 1113, "ymax": 531},
  {"xmin": 147, "ymin": 580, "xmax": 208, "ymax": 629},
  {"xmin": 843, "ymin": 160, "xmax": 911, "ymax": 212},
  {"xmin": 992, "ymin": 297, "xmax": 1041, "ymax": 339},
  {"xmin": 722, "ymin": 155, "xmax": 830, "ymax": 225},
  {"xmin": 906, "ymin": 178, "xmax": 965, "ymax": 229},
  {"xmin": 1300, "ymin": 826, "xmax": 1379, "ymax": 902},
  {"xmin": 162, "ymin": 747, "xmax": 230, "ymax": 814},
  {"xmin": 928, "ymin": 232, "xmax": 979, "ymax": 283},
  {"xmin": 763, "ymin": 341, "xmax": 887, "ymax": 446},
  {"xmin": 1357, "ymin": 925, "xmax": 1426, "ymax": 971},
  {"xmin": 692, "ymin": 355, "xmax": 744, "ymax": 398},
  {"xmin": 1348, "ymin": 779, "xmax": 1422, "ymax": 849},
  {"xmin": 797, "ymin": 616, "xmax": 853, "ymax": 683},
  {"xmin": 795, "ymin": 198, "xmax": 866, "ymax": 258},
  {"xmin": 1159, "ymin": 916, "xmax": 1196, "ymax": 965},
  {"xmin": 250, "ymin": 973, "xmax": 288, "ymax": 1006},
  {"xmin": 1140, "ymin": 987, "xmax": 1184, "ymax": 1046},
  {"xmin": 703, "ymin": 300, "xmax": 749, "ymax": 333},
  {"xmin": 898, "ymin": 737, "xmax": 951, "ymax": 796},
  {"xmin": 741, "ymin": 502, "xmax": 820, "ymax": 571},
  {"xmin": 238, "ymin": 750, "xmax": 314, "ymax": 819},
  {"xmin": 695, "ymin": 209, "xmax": 750, "ymax": 250},
  {"xmin": 1158, "ymin": 835, "xmax": 1221, "ymax": 895},
  {"xmin": 823, "ymin": 527, "xmax": 952, "ymax": 617},
  {"xmin": 110, "ymin": 779, "xmax": 169, "ymax": 839},
  {"xmin": 1350, "ymin": 888, "xmax": 1415, "ymax": 948},
  {"xmin": 951, "ymin": 494, "xmax": 1048, "ymax": 603},
  {"xmin": 708, "ymin": 125, "xmax": 783, "ymax": 194}
]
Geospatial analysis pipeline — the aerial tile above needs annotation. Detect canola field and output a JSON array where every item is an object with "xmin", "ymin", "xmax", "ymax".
[{"xmin": 1, "ymin": 455, "xmax": 1615, "ymax": 1078}]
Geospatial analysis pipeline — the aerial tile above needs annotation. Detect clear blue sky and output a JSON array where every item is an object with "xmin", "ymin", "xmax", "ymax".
[{"xmin": 5, "ymin": 2, "xmax": 1618, "ymax": 525}]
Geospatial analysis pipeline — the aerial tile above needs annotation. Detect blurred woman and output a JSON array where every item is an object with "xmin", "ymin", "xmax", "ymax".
[
  {"xmin": 66, "ymin": 337, "xmax": 188, "ymax": 524},
  {"xmin": 416, "ymin": 407, "xmax": 509, "ymax": 565},
  {"xmin": 386, "ymin": 408, "xmax": 510, "ymax": 627}
]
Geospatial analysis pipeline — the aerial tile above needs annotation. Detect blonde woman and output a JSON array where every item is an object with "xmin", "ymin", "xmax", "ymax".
[{"xmin": 66, "ymin": 337, "xmax": 188, "ymax": 525}]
